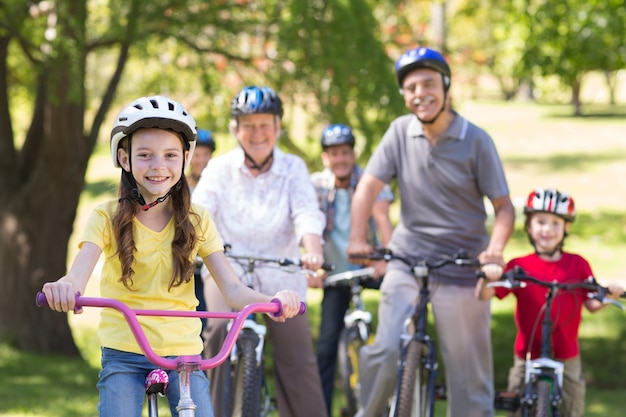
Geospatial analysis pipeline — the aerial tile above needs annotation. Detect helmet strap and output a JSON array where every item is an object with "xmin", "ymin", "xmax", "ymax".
[
  {"xmin": 417, "ymin": 89, "xmax": 448, "ymax": 125},
  {"xmin": 119, "ymin": 170, "xmax": 147, "ymax": 206},
  {"xmin": 244, "ymin": 150, "xmax": 274, "ymax": 172},
  {"xmin": 117, "ymin": 136, "xmax": 182, "ymax": 211}
]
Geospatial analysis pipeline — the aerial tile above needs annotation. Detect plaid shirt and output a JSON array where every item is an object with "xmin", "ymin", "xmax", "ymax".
[{"xmin": 311, "ymin": 165, "xmax": 394, "ymax": 245}]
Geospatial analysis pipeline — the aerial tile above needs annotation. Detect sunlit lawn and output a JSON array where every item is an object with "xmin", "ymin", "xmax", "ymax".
[{"xmin": 2, "ymin": 99, "xmax": 626, "ymax": 416}]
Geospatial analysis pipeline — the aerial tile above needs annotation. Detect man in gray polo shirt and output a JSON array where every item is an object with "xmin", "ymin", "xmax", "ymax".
[{"xmin": 347, "ymin": 47, "xmax": 515, "ymax": 417}]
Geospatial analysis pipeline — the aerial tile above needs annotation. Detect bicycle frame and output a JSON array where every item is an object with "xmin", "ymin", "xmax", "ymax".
[
  {"xmin": 325, "ymin": 267, "xmax": 376, "ymax": 340},
  {"xmin": 324, "ymin": 267, "xmax": 376, "ymax": 416},
  {"xmin": 36, "ymin": 292, "xmax": 303, "ymax": 417},
  {"xmin": 391, "ymin": 262, "xmax": 439, "ymax": 417},
  {"xmin": 352, "ymin": 249, "xmax": 481, "ymax": 417},
  {"xmin": 223, "ymin": 256, "xmax": 272, "ymax": 417},
  {"xmin": 220, "ymin": 247, "xmax": 330, "ymax": 417},
  {"xmin": 520, "ymin": 284, "xmax": 566, "ymax": 417}
]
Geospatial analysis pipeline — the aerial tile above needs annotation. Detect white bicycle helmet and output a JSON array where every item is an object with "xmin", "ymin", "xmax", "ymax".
[
  {"xmin": 524, "ymin": 188, "xmax": 576, "ymax": 222},
  {"xmin": 110, "ymin": 95, "xmax": 197, "ymax": 168}
]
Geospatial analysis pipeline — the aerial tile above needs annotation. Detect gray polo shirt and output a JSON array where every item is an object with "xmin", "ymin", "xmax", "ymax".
[{"xmin": 366, "ymin": 112, "xmax": 509, "ymax": 285}]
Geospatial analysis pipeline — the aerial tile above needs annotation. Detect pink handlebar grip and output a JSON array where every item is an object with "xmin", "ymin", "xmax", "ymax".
[{"xmin": 269, "ymin": 298, "xmax": 307, "ymax": 317}]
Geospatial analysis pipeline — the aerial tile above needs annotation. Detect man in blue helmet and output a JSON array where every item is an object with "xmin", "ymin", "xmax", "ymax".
[
  {"xmin": 310, "ymin": 123, "xmax": 394, "ymax": 416},
  {"xmin": 347, "ymin": 47, "xmax": 515, "ymax": 417}
]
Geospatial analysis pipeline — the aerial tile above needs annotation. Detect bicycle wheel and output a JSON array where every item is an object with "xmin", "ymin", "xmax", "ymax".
[
  {"xmin": 535, "ymin": 379, "xmax": 552, "ymax": 417},
  {"xmin": 337, "ymin": 324, "xmax": 370, "ymax": 415},
  {"xmin": 223, "ymin": 330, "xmax": 263, "ymax": 417},
  {"xmin": 395, "ymin": 340, "xmax": 434, "ymax": 417}
]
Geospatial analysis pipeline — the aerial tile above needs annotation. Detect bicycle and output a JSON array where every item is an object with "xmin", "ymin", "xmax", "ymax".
[
  {"xmin": 323, "ymin": 266, "xmax": 377, "ymax": 416},
  {"xmin": 36, "ymin": 292, "xmax": 304, "ymax": 417},
  {"xmin": 219, "ymin": 244, "xmax": 333, "ymax": 417},
  {"xmin": 487, "ymin": 266, "xmax": 625, "ymax": 417},
  {"xmin": 351, "ymin": 248, "xmax": 481, "ymax": 417}
]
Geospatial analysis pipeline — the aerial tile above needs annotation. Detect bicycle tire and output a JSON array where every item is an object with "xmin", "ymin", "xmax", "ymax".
[
  {"xmin": 337, "ymin": 324, "xmax": 369, "ymax": 415},
  {"xmin": 535, "ymin": 379, "xmax": 552, "ymax": 417},
  {"xmin": 395, "ymin": 340, "xmax": 433, "ymax": 417},
  {"xmin": 223, "ymin": 330, "xmax": 263, "ymax": 417}
]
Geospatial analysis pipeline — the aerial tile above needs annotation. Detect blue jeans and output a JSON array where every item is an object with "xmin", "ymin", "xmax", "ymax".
[
  {"xmin": 98, "ymin": 348, "xmax": 213, "ymax": 417},
  {"xmin": 194, "ymin": 267, "xmax": 208, "ymax": 336}
]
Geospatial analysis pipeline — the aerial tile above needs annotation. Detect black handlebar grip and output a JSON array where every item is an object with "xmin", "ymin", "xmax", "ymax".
[{"xmin": 321, "ymin": 263, "xmax": 335, "ymax": 272}]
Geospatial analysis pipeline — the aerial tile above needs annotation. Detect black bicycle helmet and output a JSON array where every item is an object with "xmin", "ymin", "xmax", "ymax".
[
  {"xmin": 394, "ymin": 47, "xmax": 451, "ymax": 91},
  {"xmin": 230, "ymin": 85, "xmax": 283, "ymax": 118},
  {"xmin": 196, "ymin": 129, "xmax": 216, "ymax": 151},
  {"xmin": 321, "ymin": 124, "xmax": 356, "ymax": 150}
]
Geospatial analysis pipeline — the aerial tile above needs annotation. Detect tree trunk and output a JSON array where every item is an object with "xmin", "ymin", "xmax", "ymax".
[
  {"xmin": 0, "ymin": 0, "xmax": 92, "ymax": 355},
  {"xmin": 604, "ymin": 71, "xmax": 616, "ymax": 106},
  {"xmin": 431, "ymin": 1, "xmax": 447, "ymax": 53},
  {"xmin": 572, "ymin": 79, "xmax": 582, "ymax": 117}
]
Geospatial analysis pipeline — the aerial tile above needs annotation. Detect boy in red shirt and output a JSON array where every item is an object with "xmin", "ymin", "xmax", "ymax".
[{"xmin": 476, "ymin": 188, "xmax": 624, "ymax": 417}]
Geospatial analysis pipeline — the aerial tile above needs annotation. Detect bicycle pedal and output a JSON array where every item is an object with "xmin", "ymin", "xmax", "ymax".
[
  {"xmin": 494, "ymin": 391, "xmax": 520, "ymax": 411},
  {"xmin": 434, "ymin": 384, "xmax": 447, "ymax": 400}
]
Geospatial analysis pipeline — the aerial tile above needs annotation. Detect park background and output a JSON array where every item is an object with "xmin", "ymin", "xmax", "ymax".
[{"xmin": 2, "ymin": 1, "xmax": 626, "ymax": 416}]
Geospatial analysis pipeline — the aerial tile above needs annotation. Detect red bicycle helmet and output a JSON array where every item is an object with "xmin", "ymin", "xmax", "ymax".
[{"xmin": 524, "ymin": 188, "xmax": 576, "ymax": 222}]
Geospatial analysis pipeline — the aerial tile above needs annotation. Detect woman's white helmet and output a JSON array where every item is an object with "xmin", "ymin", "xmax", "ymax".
[{"xmin": 110, "ymin": 96, "xmax": 197, "ymax": 168}]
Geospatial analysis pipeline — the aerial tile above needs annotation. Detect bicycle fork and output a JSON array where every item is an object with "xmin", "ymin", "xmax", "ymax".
[
  {"xmin": 521, "ymin": 358, "xmax": 564, "ymax": 417},
  {"xmin": 390, "ymin": 319, "xmax": 438, "ymax": 417},
  {"xmin": 176, "ymin": 357, "xmax": 201, "ymax": 417}
]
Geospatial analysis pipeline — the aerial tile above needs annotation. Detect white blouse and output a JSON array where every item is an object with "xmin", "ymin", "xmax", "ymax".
[{"xmin": 192, "ymin": 146, "xmax": 325, "ymax": 298}]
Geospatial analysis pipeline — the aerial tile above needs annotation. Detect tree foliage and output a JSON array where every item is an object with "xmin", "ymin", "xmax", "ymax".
[
  {"xmin": 453, "ymin": 0, "xmax": 626, "ymax": 114},
  {"xmin": 0, "ymin": 0, "xmax": 408, "ymax": 355}
]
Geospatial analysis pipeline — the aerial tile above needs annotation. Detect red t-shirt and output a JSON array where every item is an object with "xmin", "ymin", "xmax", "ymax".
[{"xmin": 495, "ymin": 253, "xmax": 593, "ymax": 360}]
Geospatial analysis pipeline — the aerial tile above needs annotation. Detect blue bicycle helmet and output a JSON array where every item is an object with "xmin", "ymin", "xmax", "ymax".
[
  {"xmin": 196, "ymin": 129, "xmax": 216, "ymax": 151},
  {"xmin": 321, "ymin": 124, "xmax": 355, "ymax": 150},
  {"xmin": 230, "ymin": 85, "xmax": 284, "ymax": 118},
  {"xmin": 394, "ymin": 47, "xmax": 451, "ymax": 91}
]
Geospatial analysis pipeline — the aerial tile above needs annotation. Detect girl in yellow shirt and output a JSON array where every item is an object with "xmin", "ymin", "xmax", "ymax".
[{"xmin": 40, "ymin": 95, "xmax": 300, "ymax": 417}]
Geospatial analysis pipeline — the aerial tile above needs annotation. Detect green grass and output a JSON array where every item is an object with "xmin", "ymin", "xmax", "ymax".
[{"xmin": 4, "ymin": 99, "xmax": 626, "ymax": 416}]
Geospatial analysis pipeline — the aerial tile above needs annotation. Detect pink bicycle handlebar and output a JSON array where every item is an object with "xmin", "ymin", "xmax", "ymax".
[{"xmin": 36, "ymin": 292, "xmax": 305, "ymax": 371}]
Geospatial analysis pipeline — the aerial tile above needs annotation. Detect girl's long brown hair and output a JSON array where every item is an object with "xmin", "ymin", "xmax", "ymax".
[{"xmin": 111, "ymin": 136, "xmax": 201, "ymax": 290}]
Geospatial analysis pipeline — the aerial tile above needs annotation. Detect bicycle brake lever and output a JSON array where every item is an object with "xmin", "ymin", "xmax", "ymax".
[
  {"xmin": 588, "ymin": 293, "xmax": 625, "ymax": 310},
  {"xmin": 486, "ymin": 280, "xmax": 526, "ymax": 289}
]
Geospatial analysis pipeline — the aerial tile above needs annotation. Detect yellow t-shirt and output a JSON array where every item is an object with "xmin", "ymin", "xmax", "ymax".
[{"xmin": 81, "ymin": 201, "xmax": 223, "ymax": 356}]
